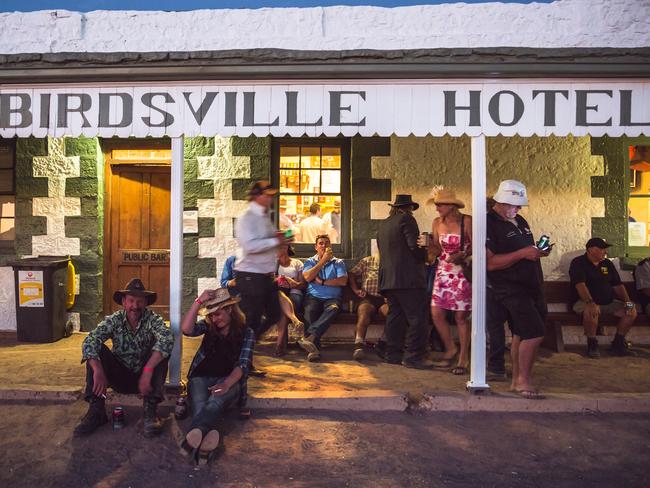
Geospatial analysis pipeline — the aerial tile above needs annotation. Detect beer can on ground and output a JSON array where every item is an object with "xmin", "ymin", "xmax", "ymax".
[{"xmin": 112, "ymin": 406, "xmax": 125, "ymax": 430}]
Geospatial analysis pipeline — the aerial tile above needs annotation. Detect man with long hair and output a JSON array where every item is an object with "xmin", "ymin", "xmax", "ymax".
[{"xmin": 377, "ymin": 195, "xmax": 433, "ymax": 369}]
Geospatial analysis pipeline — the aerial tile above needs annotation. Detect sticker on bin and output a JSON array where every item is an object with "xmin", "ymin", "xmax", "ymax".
[{"xmin": 18, "ymin": 270, "xmax": 44, "ymax": 307}]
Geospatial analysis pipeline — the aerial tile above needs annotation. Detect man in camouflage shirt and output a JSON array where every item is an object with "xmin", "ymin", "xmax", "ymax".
[{"xmin": 74, "ymin": 278, "xmax": 174, "ymax": 437}]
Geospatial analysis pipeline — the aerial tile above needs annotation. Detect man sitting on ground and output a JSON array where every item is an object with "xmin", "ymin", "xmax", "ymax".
[
  {"xmin": 349, "ymin": 253, "xmax": 388, "ymax": 360},
  {"xmin": 569, "ymin": 237, "xmax": 637, "ymax": 358},
  {"xmin": 298, "ymin": 234, "xmax": 348, "ymax": 361},
  {"xmin": 75, "ymin": 278, "xmax": 174, "ymax": 437}
]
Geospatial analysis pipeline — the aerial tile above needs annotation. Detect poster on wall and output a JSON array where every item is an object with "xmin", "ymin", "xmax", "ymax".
[{"xmin": 18, "ymin": 270, "xmax": 44, "ymax": 307}]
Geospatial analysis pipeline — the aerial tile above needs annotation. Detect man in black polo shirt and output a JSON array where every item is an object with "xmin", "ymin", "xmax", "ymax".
[
  {"xmin": 486, "ymin": 180, "xmax": 549, "ymax": 399},
  {"xmin": 569, "ymin": 237, "xmax": 636, "ymax": 358}
]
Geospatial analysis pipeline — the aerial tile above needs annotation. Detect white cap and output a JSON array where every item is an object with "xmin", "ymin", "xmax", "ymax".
[{"xmin": 493, "ymin": 180, "xmax": 529, "ymax": 206}]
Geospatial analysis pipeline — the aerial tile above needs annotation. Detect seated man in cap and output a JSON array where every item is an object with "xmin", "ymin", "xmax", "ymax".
[
  {"xmin": 74, "ymin": 278, "xmax": 174, "ymax": 437},
  {"xmin": 298, "ymin": 234, "xmax": 348, "ymax": 361},
  {"xmin": 569, "ymin": 237, "xmax": 637, "ymax": 358}
]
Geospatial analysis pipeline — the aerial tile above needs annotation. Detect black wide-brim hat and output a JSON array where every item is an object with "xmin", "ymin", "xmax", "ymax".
[
  {"xmin": 388, "ymin": 194, "xmax": 419, "ymax": 210},
  {"xmin": 113, "ymin": 278, "xmax": 157, "ymax": 305}
]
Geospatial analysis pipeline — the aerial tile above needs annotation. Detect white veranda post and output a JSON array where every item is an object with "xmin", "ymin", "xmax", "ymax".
[
  {"xmin": 467, "ymin": 134, "xmax": 490, "ymax": 393},
  {"xmin": 168, "ymin": 137, "xmax": 184, "ymax": 387}
]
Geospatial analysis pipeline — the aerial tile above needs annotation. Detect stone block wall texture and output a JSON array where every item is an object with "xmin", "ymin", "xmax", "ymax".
[
  {"xmin": 191, "ymin": 136, "xmax": 268, "ymax": 308},
  {"xmin": 0, "ymin": 137, "xmax": 104, "ymax": 331},
  {"xmin": 371, "ymin": 135, "xmax": 606, "ymax": 281}
]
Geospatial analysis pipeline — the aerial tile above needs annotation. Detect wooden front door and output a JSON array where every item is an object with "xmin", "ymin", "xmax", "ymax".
[{"xmin": 104, "ymin": 142, "xmax": 171, "ymax": 319}]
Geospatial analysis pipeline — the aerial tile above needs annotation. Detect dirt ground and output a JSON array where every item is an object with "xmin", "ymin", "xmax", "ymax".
[
  {"xmin": 0, "ymin": 401, "xmax": 648, "ymax": 488},
  {"xmin": 0, "ymin": 332, "xmax": 649, "ymax": 396}
]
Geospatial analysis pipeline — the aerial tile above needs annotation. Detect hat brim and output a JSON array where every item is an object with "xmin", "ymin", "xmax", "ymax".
[
  {"xmin": 429, "ymin": 199, "xmax": 465, "ymax": 209},
  {"xmin": 388, "ymin": 202, "xmax": 420, "ymax": 210},
  {"xmin": 199, "ymin": 296, "xmax": 242, "ymax": 316},
  {"xmin": 113, "ymin": 290, "xmax": 157, "ymax": 306},
  {"xmin": 493, "ymin": 192, "xmax": 528, "ymax": 206}
]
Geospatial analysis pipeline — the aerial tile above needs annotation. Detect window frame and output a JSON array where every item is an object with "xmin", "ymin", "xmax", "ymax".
[
  {"xmin": 0, "ymin": 138, "xmax": 16, "ymax": 252},
  {"xmin": 626, "ymin": 137, "xmax": 650, "ymax": 261},
  {"xmin": 271, "ymin": 137, "xmax": 351, "ymax": 259}
]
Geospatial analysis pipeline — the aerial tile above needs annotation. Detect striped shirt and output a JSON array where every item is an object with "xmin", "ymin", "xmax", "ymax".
[{"xmin": 350, "ymin": 255, "xmax": 381, "ymax": 297}]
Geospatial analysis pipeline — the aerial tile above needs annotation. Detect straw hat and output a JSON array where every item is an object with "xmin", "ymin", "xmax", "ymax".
[
  {"xmin": 199, "ymin": 288, "xmax": 241, "ymax": 316},
  {"xmin": 426, "ymin": 188, "xmax": 465, "ymax": 208}
]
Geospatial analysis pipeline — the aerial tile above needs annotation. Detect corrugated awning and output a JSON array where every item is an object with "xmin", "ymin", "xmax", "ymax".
[{"xmin": 1, "ymin": 80, "xmax": 649, "ymax": 138}]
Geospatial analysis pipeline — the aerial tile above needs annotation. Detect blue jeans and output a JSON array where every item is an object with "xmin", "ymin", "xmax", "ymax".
[
  {"xmin": 304, "ymin": 295, "xmax": 341, "ymax": 346},
  {"xmin": 188, "ymin": 376, "xmax": 241, "ymax": 434}
]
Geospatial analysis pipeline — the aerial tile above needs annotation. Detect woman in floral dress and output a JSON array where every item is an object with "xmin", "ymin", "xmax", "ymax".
[{"xmin": 428, "ymin": 188, "xmax": 472, "ymax": 374}]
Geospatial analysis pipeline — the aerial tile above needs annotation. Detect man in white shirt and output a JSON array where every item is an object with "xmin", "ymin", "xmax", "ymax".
[
  {"xmin": 234, "ymin": 181, "xmax": 292, "ymax": 341},
  {"xmin": 297, "ymin": 203, "xmax": 328, "ymax": 243}
]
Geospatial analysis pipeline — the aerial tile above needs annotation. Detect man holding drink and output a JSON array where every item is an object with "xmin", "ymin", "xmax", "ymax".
[{"xmin": 298, "ymin": 234, "xmax": 348, "ymax": 361}]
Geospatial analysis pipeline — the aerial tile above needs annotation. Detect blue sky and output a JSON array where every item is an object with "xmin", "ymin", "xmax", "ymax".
[{"xmin": 1, "ymin": 1, "xmax": 548, "ymax": 13}]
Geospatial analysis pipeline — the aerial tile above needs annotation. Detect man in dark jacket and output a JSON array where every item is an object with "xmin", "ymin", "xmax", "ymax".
[{"xmin": 377, "ymin": 194, "xmax": 433, "ymax": 369}]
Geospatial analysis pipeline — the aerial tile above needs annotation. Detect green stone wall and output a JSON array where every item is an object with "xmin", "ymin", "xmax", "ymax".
[
  {"xmin": 64, "ymin": 137, "xmax": 104, "ymax": 330},
  {"xmin": 592, "ymin": 135, "xmax": 650, "ymax": 266}
]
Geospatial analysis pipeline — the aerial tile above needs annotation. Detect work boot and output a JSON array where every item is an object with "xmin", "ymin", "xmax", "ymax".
[
  {"xmin": 586, "ymin": 337, "xmax": 600, "ymax": 358},
  {"xmin": 610, "ymin": 335, "xmax": 636, "ymax": 357},
  {"xmin": 142, "ymin": 398, "xmax": 163, "ymax": 438},
  {"xmin": 353, "ymin": 341, "xmax": 367, "ymax": 361},
  {"xmin": 74, "ymin": 396, "xmax": 108, "ymax": 437}
]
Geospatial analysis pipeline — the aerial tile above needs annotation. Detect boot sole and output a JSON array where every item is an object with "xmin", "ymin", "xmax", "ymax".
[{"xmin": 198, "ymin": 430, "xmax": 220, "ymax": 465}]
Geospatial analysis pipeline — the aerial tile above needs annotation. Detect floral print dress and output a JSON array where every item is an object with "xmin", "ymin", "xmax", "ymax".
[{"xmin": 431, "ymin": 233, "xmax": 472, "ymax": 311}]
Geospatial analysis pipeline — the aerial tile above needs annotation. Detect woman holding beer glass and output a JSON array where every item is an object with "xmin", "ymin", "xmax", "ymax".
[
  {"xmin": 179, "ymin": 288, "xmax": 254, "ymax": 464},
  {"xmin": 427, "ymin": 188, "xmax": 472, "ymax": 375}
]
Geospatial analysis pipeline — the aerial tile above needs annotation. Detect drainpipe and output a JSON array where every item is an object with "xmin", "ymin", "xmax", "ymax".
[
  {"xmin": 467, "ymin": 134, "xmax": 490, "ymax": 393},
  {"xmin": 168, "ymin": 136, "xmax": 184, "ymax": 386}
]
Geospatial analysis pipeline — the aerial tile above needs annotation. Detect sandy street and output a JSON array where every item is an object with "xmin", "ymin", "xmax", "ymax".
[{"xmin": 0, "ymin": 401, "xmax": 648, "ymax": 488}]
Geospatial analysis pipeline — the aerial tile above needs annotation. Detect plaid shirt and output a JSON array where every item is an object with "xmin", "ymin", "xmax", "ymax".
[
  {"xmin": 81, "ymin": 309, "xmax": 174, "ymax": 373},
  {"xmin": 185, "ymin": 323, "xmax": 255, "ymax": 407},
  {"xmin": 350, "ymin": 255, "xmax": 381, "ymax": 297}
]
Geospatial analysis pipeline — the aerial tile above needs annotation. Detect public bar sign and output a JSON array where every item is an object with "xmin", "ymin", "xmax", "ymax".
[
  {"xmin": 1, "ymin": 80, "xmax": 649, "ymax": 138},
  {"xmin": 121, "ymin": 250, "xmax": 170, "ymax": 265}
]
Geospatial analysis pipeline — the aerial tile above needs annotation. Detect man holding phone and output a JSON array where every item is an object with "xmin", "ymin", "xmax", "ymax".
[{"xmin": 486, "ymin": 180, "xmax": 549, "ymax": 399}]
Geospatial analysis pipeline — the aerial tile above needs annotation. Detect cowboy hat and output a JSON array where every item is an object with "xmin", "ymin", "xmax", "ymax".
[
  {"xmin": 493, "ymin": 180, "xmax": 529, "ymax": 206},
  {"xmin": 426, "ymin": 188, "xmax": 465, "ymax": 208},
  {"xmin": 199, "ymin": 287, "xmax": 241, "ymax": 316},
  {"xmin": 113, "ymin": 278, "xmax": 157, "ymax": 305},
  {"xmin": 388, "ymin": 194, "xmax": 419, "ymax": 210},
  {"xmin": 248, "ymin": 180, "xmax": 278, "ymax": 200}
]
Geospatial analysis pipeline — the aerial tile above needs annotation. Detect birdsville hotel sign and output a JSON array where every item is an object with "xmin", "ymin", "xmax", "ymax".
[{"xmin": 1, "ymin": 81, "xmax": 649, "ymax": 138}]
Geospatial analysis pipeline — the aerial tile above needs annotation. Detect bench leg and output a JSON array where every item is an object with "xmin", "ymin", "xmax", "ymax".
[{"xmin": 542, "ymin": 320, "xmax": 565, "ymax": 353}]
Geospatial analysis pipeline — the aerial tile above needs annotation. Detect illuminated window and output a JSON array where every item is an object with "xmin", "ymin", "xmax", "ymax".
[
  {"xmin": 273, "ymin": 139, "xmax": 350, "ymax": 255},
  {"xmin": 0, "ymin": 139, "xmax": 15, "ymax": 250},
  {"xmin": 628, "ymin": 145, "xmax": 650, "ymax": 247}
]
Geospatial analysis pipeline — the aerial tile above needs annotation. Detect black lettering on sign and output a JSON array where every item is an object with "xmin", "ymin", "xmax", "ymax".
[{"xmin": 121, "ymin": 251, "xmax": 169, "ymax": 264}]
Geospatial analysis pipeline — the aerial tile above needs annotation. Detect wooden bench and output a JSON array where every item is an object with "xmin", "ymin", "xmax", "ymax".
[{"xmin": 543, "ymin": 281, "xmax": 650, "ymax": 352}]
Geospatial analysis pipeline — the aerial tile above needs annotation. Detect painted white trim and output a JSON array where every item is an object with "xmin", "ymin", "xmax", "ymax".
[
  {"xmin": 168, "ymin": 137, "xmax": 184, "ymax": 387},
  {"xmin": 467, "ymin": 135, "xmax": 489, "ymax": 393}
]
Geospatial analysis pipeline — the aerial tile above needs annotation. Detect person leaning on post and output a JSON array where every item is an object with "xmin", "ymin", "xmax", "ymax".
[
  {"xmin": 485, "ymin": 180, "xmax": 548, "ymax": 399},
  {"xmin": 74, "ymin": 278, "xmax": 174, "ymax": 437}
]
